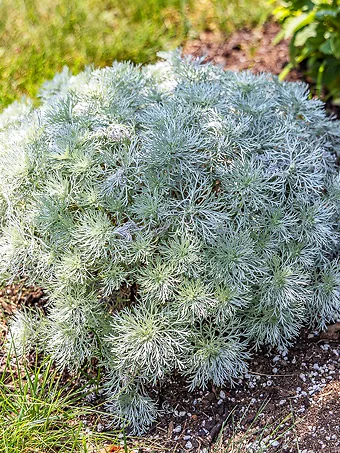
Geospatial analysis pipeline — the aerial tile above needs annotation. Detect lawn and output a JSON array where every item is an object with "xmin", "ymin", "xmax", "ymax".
[{"xmin": 0, "ymin": 0, "xmax": 269, "ymax": 110}]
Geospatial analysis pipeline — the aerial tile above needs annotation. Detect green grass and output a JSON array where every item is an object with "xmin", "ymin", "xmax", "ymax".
[
  {"xmin": 0, "ymin": 0, "xmax": 270, "ymax": 110},
  {"xmin": 0, "ymin": 350, "xmax": 119, "ymax": 453}
]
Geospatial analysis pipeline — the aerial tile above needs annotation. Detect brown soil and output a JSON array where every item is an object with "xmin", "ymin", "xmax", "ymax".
[
  {"xmin": 183, "ymin": 22, "xmax": 302, "ymax": 82},
  {"xmin": 142, "ymin": 332, "xmax": 340, "ymax": 453}
]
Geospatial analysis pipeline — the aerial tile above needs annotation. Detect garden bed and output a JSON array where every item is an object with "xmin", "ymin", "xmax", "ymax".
[
  {"xmin": 1, "ymin": 285, "xmax": 339, "ymax": 453},
  {"xmin": 1, "ymin": 20, "xmax": 339, "ymax": 453}
]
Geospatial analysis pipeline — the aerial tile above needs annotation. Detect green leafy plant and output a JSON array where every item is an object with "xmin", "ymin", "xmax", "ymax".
[
  {"xmin": 0, "ymin": 52, "xmax": 339, "ymax": 434},
  {"xmin": 274, "ymin": 0, "xmax": 340, "ymax": 102}
]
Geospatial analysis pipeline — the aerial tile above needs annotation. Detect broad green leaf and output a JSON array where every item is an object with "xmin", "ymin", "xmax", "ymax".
[
  {"xmin": 330, "ymin": 35, "xmax": 340, "ymax": 59},
  {"xmin": 320, "ymin": 39, "xmax": 333, "ymax": 54},
  {"xmin": 281, "ymin": 13, "xmax": 310, "ymax": 39},
  {"xmin": 294, "ymin": 22, "xmax": 318, "ymax": 46},
  {"xmin": 315, "ymin": 8, "xmax": 339, "ymax": 20},
  {"xmin": 289, "ymin": 12, "xmax": 316, "ymax": 63}
]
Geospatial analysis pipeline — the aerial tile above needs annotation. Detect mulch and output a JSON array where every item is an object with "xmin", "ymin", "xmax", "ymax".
[{"xmin": 183, "ymin": 22, "xmax": 301, "ymax": 80}]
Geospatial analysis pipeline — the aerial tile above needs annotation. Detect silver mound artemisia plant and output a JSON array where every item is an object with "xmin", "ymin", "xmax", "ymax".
[{"xmin": 1, "ymin": 51, "xmax": 339, "ymax": 433}]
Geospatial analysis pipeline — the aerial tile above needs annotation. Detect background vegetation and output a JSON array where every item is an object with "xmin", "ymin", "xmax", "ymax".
[
  {"xmin": 0, "ymin": 0, "xmax": 269, "ymax": 110},
  {"xmin": 274, "ymin": 0, "xmax": 340, "ymax": 102}
]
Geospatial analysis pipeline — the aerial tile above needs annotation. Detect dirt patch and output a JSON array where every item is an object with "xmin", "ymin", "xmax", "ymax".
[
  {"xmin": 137, "ymin": 333, "xmax": 340, "ymax": 453},
  {"xmin": 183, "ymin": 22, "xmax": 301, "ymax": 82}
]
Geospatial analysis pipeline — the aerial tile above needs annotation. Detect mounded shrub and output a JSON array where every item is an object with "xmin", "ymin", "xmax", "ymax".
[{"xmin": 1, "ymin": 51, "xmax": 339, "ymax": 433}]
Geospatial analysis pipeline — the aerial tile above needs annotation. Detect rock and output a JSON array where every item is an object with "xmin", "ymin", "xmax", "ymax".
[{"xmin": 219, "ymin": 390, "xmax": 226, "ymax": 399}]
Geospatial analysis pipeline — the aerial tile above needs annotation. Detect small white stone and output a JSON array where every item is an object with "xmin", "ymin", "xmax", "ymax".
[
  {"xmin": 185, "ymin": 441, "xmax": 193, "ymax": 449},
  {"xmin": 179, "ymin": 411, "xmax": 186, "ymax": 417},
  {"xmin": 173, "ymin": 425, "xmax": 182, "ymax": 433},
  {"xmin": 220, "ymin": 390, "xmax": 226, "ymax": 399},
  {"xmin": 270, "ymin": 440, "xmax": 280, "ymax": 447}
]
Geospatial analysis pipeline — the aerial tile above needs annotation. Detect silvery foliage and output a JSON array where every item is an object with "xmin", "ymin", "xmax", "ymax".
[{"xmin": 0, "ymin": 50, "xmax": 339, "ymax": 433}]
